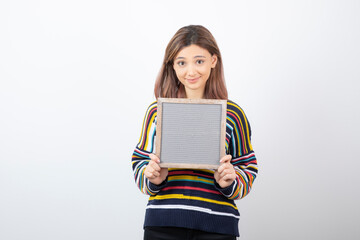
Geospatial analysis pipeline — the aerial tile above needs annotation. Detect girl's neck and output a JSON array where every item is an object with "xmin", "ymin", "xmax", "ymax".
[{"xmin": 185, "ymin": 89, "xmax": 205, "ymax": 99}]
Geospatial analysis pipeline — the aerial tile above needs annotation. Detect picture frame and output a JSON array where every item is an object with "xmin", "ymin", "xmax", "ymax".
[{"xmin": 156, "ymin": 98, "xmax": 227, "ymax": 169}]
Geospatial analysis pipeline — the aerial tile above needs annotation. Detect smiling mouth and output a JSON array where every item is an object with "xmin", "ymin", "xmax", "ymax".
[{"xmin": 186, "ymin": 77, "xmax": 200, "ymax": 83}]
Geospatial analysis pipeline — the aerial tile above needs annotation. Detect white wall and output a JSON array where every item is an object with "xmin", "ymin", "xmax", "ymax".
[{"xmin": 1, "ymin": 0, "xmax": 359, "ymax": 239}]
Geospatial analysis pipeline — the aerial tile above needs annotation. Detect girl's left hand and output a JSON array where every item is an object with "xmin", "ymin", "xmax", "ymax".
[{"xmin": 214, "ymin": 155, "xmax": 236, "ymax": 188}]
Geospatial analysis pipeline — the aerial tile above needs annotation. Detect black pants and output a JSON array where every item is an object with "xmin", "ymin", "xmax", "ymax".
[{"xmin": 144, "ymin": 226, "xmax": 236, "ymax": 240}]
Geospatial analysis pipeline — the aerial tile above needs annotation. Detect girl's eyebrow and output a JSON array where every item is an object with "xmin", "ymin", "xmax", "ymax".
[{"xmin": 175, "ymin": 55, "xmax": 206, "ymax": 60}]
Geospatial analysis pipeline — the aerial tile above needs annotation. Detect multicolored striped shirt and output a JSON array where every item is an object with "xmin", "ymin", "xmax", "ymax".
[{"xmin": 132, "ymin": 100, "xmax": 258, "ymax": 237}]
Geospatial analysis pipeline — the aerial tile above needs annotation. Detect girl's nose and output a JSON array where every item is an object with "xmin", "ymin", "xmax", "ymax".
[{"xmin": 186, "ymin": 64, "xmax": 196, "ymax": 76}]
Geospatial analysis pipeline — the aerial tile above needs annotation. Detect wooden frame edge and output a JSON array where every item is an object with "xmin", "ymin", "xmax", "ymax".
[
  {"xmin": 159, "ymin": 163, "xmax": 219, "ymax": 170},
  {"xmin": 155, "ymin": 98, "xmax": 163, "ymax": 159}
]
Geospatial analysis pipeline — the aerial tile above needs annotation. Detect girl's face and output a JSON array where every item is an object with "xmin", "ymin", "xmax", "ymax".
[{"xmin": 173, "ymin": 44, "xmax": 217, "ymax": 99}]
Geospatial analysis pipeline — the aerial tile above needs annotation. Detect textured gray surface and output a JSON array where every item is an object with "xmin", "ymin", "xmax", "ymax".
[{"xmin": 160, "ymin": 102, "xmax": 222, "ymax": 165}]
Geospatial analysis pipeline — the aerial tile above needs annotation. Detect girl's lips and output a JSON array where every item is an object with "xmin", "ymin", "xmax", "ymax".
[{"xmin": 186, "ymin": 77, "xmax": 200, "ymax": 83}]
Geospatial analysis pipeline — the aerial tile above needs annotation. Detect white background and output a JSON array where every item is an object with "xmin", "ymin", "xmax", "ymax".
[{"xmin": 1, "ymin": 0, "xmax": 359, "ymax": 239}]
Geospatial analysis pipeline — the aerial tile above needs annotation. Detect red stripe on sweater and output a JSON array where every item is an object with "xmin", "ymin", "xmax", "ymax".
[{"xmin": 162, "ymin": 186, "xmax": 221, "ymax": 195}]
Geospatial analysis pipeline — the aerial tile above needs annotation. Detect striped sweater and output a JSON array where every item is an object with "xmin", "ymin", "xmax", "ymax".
[{"xmin": 132, "ymin": 100, "xmax": 258, "ymax": 237}]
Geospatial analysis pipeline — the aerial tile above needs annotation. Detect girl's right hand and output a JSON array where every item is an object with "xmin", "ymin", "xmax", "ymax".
[{"xmin": 144, "ymin": 154, "xmax": 168, "ymax": 185}]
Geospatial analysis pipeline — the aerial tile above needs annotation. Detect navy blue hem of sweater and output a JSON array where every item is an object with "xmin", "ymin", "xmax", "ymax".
[{"xmin": 144, "ymin": 208, "xmax": 239, "ymax": 237}]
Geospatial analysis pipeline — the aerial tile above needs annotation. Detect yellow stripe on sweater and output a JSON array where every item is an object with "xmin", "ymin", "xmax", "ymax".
[
  {"xmin": 149, "ymin": 194, "xmax": 238, "ymax": 210},
  {"xmin": 168, "ymin": 176, "xmax": 213, "ymax": 184}
]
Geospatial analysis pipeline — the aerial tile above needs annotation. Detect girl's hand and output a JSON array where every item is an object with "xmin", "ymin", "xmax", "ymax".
[
  {"xmin": 144, "ymin": 154, "xmax": 168, "ymax": 185},
  {"xmin": 214, "ymin": 155, "xmax": 236, "ymax": 188}
]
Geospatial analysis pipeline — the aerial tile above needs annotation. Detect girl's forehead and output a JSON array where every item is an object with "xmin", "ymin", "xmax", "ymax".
[{"xmin": 175, "ymin": 44, "xmax": 211, "ymax": 59}]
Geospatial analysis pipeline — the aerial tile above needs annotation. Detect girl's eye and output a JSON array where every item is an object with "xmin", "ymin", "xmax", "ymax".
[
  {"xmin": 177, "ymin": 61, "xmax": 185, "ymax": 66},
  {"xmin": 196, "ymin": 60, "xmax": 204, "ymax": 64}
]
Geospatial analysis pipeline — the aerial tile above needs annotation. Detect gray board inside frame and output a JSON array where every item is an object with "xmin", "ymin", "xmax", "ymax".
[{"xmin": 156, "ymin": 98, "xmax": 227, "ymax": 169}]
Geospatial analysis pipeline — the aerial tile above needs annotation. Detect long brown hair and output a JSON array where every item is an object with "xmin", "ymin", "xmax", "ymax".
[{"xmin": 154, "ymin": 25, "xmax": 228, "ymax": 99}]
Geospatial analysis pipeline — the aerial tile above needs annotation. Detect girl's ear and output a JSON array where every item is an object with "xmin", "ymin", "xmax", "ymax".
[{"xmin": 211, "ymin": 54, "xmax": 218, "ymax": 68}]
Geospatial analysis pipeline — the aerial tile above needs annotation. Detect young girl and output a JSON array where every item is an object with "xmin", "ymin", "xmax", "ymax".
[{"xmin": 132, "ymin": 25, "xmax": 258, "ymax": 240}]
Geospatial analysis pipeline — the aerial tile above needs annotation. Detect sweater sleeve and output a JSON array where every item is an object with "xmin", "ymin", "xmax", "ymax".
[
  {"xmin": 131, "ymin": 102, "xmax": 166, "ymax": 195},
  {"xmin": 215, "ymin": 101, "xmax": 258, "ymax": 200}
]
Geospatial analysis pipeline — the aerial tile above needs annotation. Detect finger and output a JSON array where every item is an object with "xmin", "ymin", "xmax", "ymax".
[
  {"xmin": 219, "ymin": 168, "xmax": 234, "ymax": 178},
  {"xmin": 221, "ymin": 174, "xmax": 236, "ymax": 182},
  {"xmin": 218, "ymin": 162, "xmax": 232, "ymax": 173},
  {"xmin": 149, "ymin": 154, "xmax": 160, "ymax": 163},
  {"xmin": 220, "ymin": 155, "xmax": 232, "ymax": 164},
  {"xmin": 217, "ymin": 162, "xmax": 228, "ymax": 173},
  {"xmin": 145, "ymin": 164, "xmax": 156, "ymax": 176},
  {"xmin": 152, "ymin": 170, "xmax": 160, "ymax": 177},
  {"xmin": 145, "ymin": 171, "xmax": 154, "ymax": 179},
  {"xmin": 217, "ymin": 165, "xmax": 223, "ymax": 173},
  {"xmin": 149, "ymin": 160, "xmax": 161, "ymax": 171}
]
